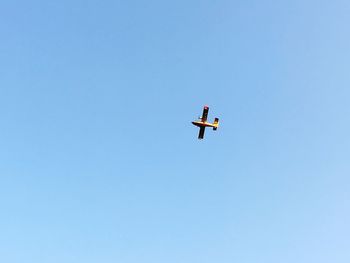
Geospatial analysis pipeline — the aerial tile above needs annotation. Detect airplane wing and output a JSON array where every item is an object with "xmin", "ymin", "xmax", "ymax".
[
  {"xmin": 198, "ymin": 127, "xmax": 205, "ymax": 139},
  {"xmin": 201, "ymin": 106, "xmax": 209, "ymax": 122}
]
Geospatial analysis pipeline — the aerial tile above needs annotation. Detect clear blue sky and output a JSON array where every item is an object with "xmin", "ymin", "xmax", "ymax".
[{"xmin": 1, "ymin": 0, "xmax": 349, "ymax": 262}]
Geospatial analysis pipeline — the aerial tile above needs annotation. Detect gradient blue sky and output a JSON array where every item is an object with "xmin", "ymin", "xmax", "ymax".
[{"xmin": 1, "ymin": 1, "xmax": 349, "ymax": 262}]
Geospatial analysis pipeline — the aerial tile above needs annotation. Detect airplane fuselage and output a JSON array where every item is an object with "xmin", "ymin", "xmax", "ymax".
[{"xmin": 192, "ymin": 120, "xmax": 218, "ymax": 129}]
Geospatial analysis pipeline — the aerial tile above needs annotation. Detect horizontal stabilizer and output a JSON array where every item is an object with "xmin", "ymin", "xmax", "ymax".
[{"xmin": 213, "ymin": 118, "xmax": 219, "ymax": 130}]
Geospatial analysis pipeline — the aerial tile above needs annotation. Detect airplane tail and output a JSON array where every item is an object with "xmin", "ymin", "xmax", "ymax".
[{"xmin": 213, "ymin": 118, "xmax": 219, "ymax": 130}]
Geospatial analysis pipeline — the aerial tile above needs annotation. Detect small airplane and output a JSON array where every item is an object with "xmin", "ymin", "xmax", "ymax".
[{"xmin": 192, "ymin": 105, "xmax": 219, "ymax": 139}]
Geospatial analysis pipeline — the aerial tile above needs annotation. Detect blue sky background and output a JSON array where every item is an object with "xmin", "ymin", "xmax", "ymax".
[{"xmin": 1, "ymin": 0, "xmax": 349, "ymax": 262}]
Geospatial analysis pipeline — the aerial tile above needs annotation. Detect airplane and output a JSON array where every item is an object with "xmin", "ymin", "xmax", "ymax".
[{"xmin": 192, "ymin": 105, "xmax": 219, "ymax": 139}]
